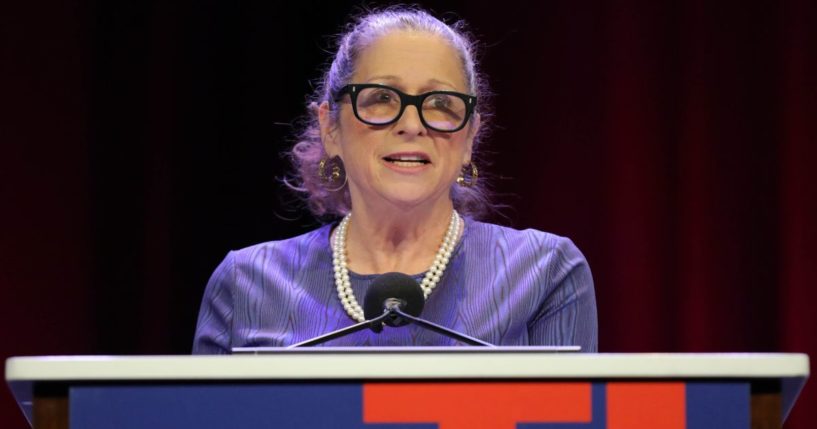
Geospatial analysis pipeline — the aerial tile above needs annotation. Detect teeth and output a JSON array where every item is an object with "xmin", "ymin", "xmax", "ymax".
[{"xmin": 390, "ymin": 160, "xmax": 426, "ymax": 167}]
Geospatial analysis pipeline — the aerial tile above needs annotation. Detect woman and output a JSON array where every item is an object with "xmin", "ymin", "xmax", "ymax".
[{"xmin": 193, "ymin": 7, "xmax": 597, "ymax": 353}]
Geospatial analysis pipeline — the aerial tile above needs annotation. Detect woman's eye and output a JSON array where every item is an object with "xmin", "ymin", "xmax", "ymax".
[
  {"xmin": 372, "ymin": 90, "xmax": 393, "ymax": 103},
  {"xmin": 357, "ymin": 88, "xmax": 399, "ymax": 108},
  {"xmin": 428, "ymin": 95, "xmax": 451, "ymax": 109}
]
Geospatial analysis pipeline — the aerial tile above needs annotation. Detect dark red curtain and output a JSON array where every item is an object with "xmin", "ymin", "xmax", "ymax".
[{"xmin": 2, "ymin": 1, "xmax": 815, "ymax": 428}]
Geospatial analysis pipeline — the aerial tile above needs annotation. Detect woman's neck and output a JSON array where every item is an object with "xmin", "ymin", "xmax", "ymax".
[{"xmin": 342, "ymin": 199, "xmax": 455, "ymax": 275}]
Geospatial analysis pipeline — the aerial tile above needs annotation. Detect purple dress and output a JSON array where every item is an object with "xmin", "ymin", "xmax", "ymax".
[{"xmin": 193, "ymin": 218, "xmax": 598, "ymax": 353}]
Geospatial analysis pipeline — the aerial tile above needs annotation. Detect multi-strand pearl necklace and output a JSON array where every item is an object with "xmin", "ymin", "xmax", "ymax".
[{"xmin": 332, "ymin": 210, "xmax": 462, "ymax": 322}]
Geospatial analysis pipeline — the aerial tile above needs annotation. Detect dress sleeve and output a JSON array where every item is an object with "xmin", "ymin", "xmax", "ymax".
[
  {"xmin": 528, "ymin": 236, "xmax": 598, "ymax": 352},
  {"xmin": 192, "ymin": 252, "xmax": 236, "ymax": 354}
]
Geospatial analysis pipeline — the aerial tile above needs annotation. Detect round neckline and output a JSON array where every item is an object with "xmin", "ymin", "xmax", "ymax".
[{"xmin": 324, "ymin": 215, "xmax": 473, "ymax": 280}]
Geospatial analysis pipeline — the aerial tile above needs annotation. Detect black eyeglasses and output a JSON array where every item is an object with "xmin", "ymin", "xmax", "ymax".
[{"xmin": 334, "ymin": 83, "xmax": 477, "ymax": 133}]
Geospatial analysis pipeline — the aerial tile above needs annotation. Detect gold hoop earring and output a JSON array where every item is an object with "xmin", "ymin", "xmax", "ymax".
[
  {"xmin": 318, "ymin": 157, "xmax": 347, "ymax": 192},
  {"xmin": 456, "ymin": 162, "xmax": 478, "ymax": 187}
]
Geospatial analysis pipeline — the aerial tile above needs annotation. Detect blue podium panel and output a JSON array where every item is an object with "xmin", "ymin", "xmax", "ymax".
[
  {"xmin": 69, "ymin": 383, "xmax": 434, "ymax": 429},
  {"xmin": 686, "ymin": 383, "xmax": 750, "ymax": 429},
  {"xmin": 69, "ymin": 381, "xmax": 750, "ymax": 429}
]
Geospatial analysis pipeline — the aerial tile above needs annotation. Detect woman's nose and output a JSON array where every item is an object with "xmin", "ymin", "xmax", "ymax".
[{"xmin": 395, "ymin": 105, "xmax": 426, "ymax": 137}]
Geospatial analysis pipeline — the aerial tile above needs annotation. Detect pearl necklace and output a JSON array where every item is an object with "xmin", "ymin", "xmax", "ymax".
[{"xmin": 332, "ymin": 211, "xmax": 462, "ymax": 322}]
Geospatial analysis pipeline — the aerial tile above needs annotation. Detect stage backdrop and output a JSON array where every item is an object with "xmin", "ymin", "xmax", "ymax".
[{"xmin": 2, "ymin": 0, "xmax": 815, "ymax": 428}]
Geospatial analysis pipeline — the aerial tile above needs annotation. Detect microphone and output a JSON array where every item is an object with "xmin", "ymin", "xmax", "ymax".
[
  {"xmin": 363, "ymin": 272, "xmax": 424, "ymax": 330},
  {"xmin": 362, "ymin": 272, "xmax": 493, "ymax": 346},
  {"xmin": 287, "ymin": 272, "xmax": 494, "ymax": 348}
]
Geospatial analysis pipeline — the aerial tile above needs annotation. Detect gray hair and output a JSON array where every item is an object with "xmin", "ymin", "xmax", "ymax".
[{"xmin": 286, "ymin": 5, "xmax": 493, "ymax": 219}]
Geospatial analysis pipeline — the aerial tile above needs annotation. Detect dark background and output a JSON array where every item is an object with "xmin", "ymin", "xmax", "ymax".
[{"xmin": 2, "ymin": 0, "xmax": 815, "ymax": 427}]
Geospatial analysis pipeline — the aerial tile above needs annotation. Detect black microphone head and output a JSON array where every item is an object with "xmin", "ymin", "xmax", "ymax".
[{"xmin": 363, "ymin": 272, "xmax": 424, "ymax": 327}]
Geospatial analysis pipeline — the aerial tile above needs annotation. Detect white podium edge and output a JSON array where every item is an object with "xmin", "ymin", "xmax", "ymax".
[{"xmin": 5, "ymin": 352, "xmax": 810, "ymax": 426}]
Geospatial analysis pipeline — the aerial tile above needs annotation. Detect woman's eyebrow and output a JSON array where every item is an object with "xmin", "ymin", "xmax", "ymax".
[
  {"xmin": 365, "ymin": 74, "xmax": 400, "ymax": 83},
  {"xmin": 427, "ymin": 78, "xmax": 457, "ymax": 90},
  {"xmin": 363, "ymin": 76, "xmax": 459, "ymax": 91}
]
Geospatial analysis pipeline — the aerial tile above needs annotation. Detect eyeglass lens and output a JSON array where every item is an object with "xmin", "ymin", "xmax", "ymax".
[{"xmin": 355, "ymin": 87, "xmax": 467, "ymax": 131}]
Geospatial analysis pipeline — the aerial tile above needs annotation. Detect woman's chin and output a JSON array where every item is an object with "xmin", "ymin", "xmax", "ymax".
[{"xmin": 375, "ymin": 186, "xmax": 448, "ymax": 212}]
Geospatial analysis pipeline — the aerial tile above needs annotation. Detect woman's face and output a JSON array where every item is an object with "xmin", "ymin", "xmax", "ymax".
[{"xmin": 321, "ymin": 31, "xmax": 479, "ymax": 214}]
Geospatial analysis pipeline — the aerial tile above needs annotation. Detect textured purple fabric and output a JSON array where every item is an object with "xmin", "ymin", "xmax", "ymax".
[{"xmin": 192, "ymin": 218, "xmax": 597, "ymax": 353}]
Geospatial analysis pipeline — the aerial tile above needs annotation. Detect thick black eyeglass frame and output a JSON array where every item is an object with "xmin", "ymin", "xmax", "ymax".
[{"xmin": 333, "ymin": 83, "xmax": 477, "ymax": 133}]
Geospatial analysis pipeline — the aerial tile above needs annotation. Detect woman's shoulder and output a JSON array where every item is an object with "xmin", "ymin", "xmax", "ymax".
[
  {"xmin": 465, "ymin": 219, "xmax": 583, "ymax": 259},
  {"xmin": 226, "ymin": 223, "xmax": 333, "ymax": 266}
]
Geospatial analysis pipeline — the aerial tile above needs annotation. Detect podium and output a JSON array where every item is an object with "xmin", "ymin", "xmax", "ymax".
[{"xmin": 5, "ymin": 349, "xmax": 809, "ymax": 429}]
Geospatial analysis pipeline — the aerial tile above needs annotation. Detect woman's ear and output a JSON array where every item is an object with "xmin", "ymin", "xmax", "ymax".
[
  {"xmin": 462, "ymin": 113, "xmax": 481, "ymax": 164},
  {"xmin": 318, "ymin": 101, "xmax": 339, "ymax": 157}
]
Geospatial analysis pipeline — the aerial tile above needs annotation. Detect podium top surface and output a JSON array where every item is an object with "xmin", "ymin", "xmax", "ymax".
[
  {"xmin": 5, "ymin": 350, "xmax": 810, "ymax": 381},
  {"xmin": 5, "ymin": 351, "xmax": 810, "ymax": 426}
]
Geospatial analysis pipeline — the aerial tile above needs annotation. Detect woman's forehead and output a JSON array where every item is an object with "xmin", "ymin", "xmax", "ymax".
[{"xmin": 352, "ymin": 31, "xmax": 468, "ymax": 92}]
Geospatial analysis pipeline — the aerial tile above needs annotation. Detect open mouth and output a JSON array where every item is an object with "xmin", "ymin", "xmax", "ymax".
[{"xmin": 382, "ymin": 154, "xmax": 431, "ymax": 167}]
